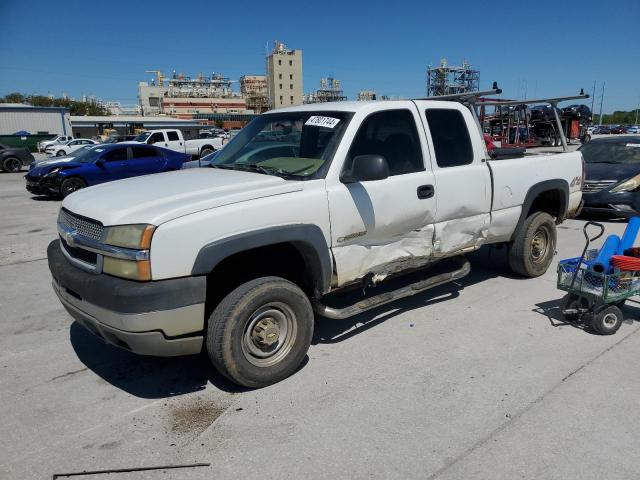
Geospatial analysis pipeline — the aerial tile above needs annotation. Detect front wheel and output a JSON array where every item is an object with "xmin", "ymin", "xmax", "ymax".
[
  {"xmin": 590, "ymin": 305, "xmax": 623, "ymax": 335},
  {"xmin": 60, "ymin": 177, "xmax": 87, "ymax": 197},
  {"xmin": 206, "ymin": 276, "xmax": 314, "ymax": 388},
  {"xmin": 2, "ymin": 156, "xmax": 22, "ymax": 173},
  {"xmin": 56, "ymin": 150, "xmax": 66, "ymax": 157},
  {"xmin": 508, "ymin": 211, "xmax": 557, "ymax": 277}
]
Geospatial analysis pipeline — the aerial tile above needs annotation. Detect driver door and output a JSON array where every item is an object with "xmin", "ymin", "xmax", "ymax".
[{"xmin": 326, "ymin": 107, "xmax": 437, "ymax": 286}]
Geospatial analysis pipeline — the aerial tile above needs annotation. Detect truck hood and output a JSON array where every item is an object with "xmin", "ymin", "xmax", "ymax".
[{"xmin": 62, "ymin": 168, "xmax": 305, "ymax": 226}]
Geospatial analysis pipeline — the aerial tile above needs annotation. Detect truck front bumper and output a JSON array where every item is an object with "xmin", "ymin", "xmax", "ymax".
[{"xmin": 48, "ymin": 240, "xmax": 206, "ymax": 356}]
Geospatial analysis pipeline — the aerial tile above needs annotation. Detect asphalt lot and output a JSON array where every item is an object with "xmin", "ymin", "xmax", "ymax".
[{"xmin": 2, "ymin": 156, "xmax": 640, "ymax": 480}]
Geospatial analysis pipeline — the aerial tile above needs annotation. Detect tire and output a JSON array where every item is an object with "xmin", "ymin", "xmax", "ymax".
[
  {"xmin": 200, "ymin": 147, "xmax": 214, "ymax": 158},
  {"xmin": 206, "ymin": 276, "xmax": 314, "ymax": 388},
  {"xmin": 560, "ymin": 293, "xmax": 589, "ymax": 321},
  {"xmin": 2, "ymin": 156, "xmax": 22, "ymax": 173},
  {"xmin": 509, "ymin": 211, "xmax": 557, "ymax": 277},
  {"xmin": 590, "ymin": 305, "xmax": 623, "ymax": 335},
  {"xmin": 60, "ymin": 177, "xmax": 87, "ymax": 198},
  {"xmin": 56, "ymin": 150, "xmax": 66, "ymax": 156}
]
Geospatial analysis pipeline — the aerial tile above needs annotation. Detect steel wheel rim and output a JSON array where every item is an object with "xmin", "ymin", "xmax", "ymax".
[
  {"xmin": 602, "ymin": 312, "xmax": 618, "ymax": 328},
  {"xmin": 57, "ymin": 151, "xmax": 65, "ymax": 156},
  {"xmin": 6, "ymin": 158, "xmax": 20, "ymax": 172},
  {"xmin": 531, "ymin": 226, "xmax": 550, "ymax": 263},
  {"xmin": 242, "ymin": 302, "xmax": 297, "ymax": 367},
  {"xmin": 63, "ymin": 179, "xmax": 83, "ymax": 196}
]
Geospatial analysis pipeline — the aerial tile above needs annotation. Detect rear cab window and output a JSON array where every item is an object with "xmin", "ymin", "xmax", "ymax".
[{"xmin": 425, "ymin": 109, "xmax": 474, "ymax": 168}]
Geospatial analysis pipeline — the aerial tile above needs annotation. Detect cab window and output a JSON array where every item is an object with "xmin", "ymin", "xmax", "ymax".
[
  {"xmin": 346, "ymin": 109, "xmax": 424, "ymax": 176},
  {"xmin": 103, "ymin": 148, "xmax": 128, "ymax": 162}
]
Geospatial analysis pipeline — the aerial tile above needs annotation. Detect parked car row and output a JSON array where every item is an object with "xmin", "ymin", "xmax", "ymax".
[{"xmin": 589, "ymin": 125, "xmax": 640, "ymax": 135}]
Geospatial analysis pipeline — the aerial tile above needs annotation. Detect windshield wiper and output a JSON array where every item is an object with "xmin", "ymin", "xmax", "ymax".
[{"xmin": 212, "ymin": 163, "xmax": 301, "ymax": 179}]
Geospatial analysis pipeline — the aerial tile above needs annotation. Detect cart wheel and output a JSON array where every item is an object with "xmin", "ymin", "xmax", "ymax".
[
  {"xmin": 590, "ymin": 305, "xmax": 623, "ymax": 335},
  {"xmin": 560, "ymin": 293, "xmax": 588, "ymax": 321}
]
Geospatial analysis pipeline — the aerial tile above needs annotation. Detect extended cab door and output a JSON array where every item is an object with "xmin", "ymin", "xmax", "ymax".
[
  {"xmin": 414, "ymin": 101, "xmax": 492, "ymax": 254},
  {"xmin": 326, "ymin": 104, "xmax": 437, "ymax": 287},
  {"xmin": 165, "ymin": 130, "xmax": 184, "ymax": 152}
]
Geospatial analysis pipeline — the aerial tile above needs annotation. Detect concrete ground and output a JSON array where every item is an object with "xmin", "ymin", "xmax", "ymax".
[{"xmin": 1, "ymin": 159, "xmax": 639, "ymax": 479}]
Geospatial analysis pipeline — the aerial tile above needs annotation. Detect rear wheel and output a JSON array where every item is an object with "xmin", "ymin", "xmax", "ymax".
[
  {"xmin": 509, "ymin": 211, "xmax": 557, "ymax": 277},
  {"xmin": 60, "ymin": 177, "xmax": 87, "ymax": 197},
  {"xmin": 206, "ymin": 276, "xmax": 314, "ymax": 388},
  {"xmin": 2, "ymin": 156, "xmax": 22, "ymax": 173},
  {"xmin": 560, "ymin": 293, "xmax": 589, "ymax": 321},
  {"xmin": 200, "ymin": 147, "xmax": 214, "ymax": 158},
  {"xmin": 56, "ymin": 150, "xmax": 66, "ymax": 156}
]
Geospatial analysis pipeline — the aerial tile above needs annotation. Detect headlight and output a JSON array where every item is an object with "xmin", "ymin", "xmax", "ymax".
[
  {"xmin": 103, "ymin": 257, "xmax": 151, "ymax": 281},
  {"xmin": 46, "ymin": 168, "xmax": 61, "ymax": 176},
  {"xmin": 611, "ymin": 174, "xmax": 640, "ymax": 193},
  {"xmin": 104, "ymin": 224, "xmax": 155, "ymax": 249}
]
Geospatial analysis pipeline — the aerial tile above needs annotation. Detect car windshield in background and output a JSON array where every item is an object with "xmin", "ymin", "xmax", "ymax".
[
  {"xmin": 134, "ymin": 132, "xmax": 151, "ymax": 142},
  {"xmin": 71, "ymin": 146, "xmax": 103, "ymax": 163},
  {"xmin": 210, "ymin": 111, "xmax": 352, "ymax": 179},
  {"xmin": 580, "ymin": 140, "xmax": 640, "ymax": 164}
]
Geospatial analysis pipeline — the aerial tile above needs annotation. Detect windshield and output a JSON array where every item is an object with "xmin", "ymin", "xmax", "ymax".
[
  {"xmin": 210, "ymin": 111, "xmax": 352, "ymax": 179},
  {"xmin": 70, "ymin": 146, "xmax": 104, "ymax": 163},
  {"xmin": 580, "ymin": 141, "xmax": 640, "ymax": 164},
  {"xmin": 134, "ymin": 132, "xmax": 151, "ymax": 142}
]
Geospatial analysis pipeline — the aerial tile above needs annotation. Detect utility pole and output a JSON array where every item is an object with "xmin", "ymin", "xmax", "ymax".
[
  {"xmin": 590, "ymin": 80, "xmax": 596, "ymax": 123},
  {"xmin": 636, "ymin": 95, "xmax": 639, "ymax": 125},
  {"xmin": 598, "ymin": 82, "xmax": 605, "ymax": 125}
]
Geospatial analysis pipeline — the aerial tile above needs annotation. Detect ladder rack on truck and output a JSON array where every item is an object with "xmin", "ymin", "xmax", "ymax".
[{"xmin": 417, "ymin": 83, "xmax": 590, "ymax": 151}]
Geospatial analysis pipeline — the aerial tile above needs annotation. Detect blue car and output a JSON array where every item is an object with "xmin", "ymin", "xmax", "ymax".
[{"xmin": 25, "ymin": 144, "xmax": 188, "ymax": 198}]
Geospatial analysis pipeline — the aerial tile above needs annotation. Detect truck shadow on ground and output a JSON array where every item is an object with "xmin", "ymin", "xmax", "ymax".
[
  {"xmin": 69, "ymin": 323, "xmax": 250, "ymax": 398},
  {"xmin": 313, "ymin": 247, "xmax": 518, "ymax": 344}
]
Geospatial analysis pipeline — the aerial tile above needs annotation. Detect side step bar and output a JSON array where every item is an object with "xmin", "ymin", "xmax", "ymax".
[{"xmin": 313, "ymin": 256, "xmax": 471, "ymax": 319}]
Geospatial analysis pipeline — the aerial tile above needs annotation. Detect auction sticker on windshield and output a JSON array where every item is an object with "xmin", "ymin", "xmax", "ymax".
[{"xmin": 305, "ymin": 116, "xmax": 341, "ymax": 129}]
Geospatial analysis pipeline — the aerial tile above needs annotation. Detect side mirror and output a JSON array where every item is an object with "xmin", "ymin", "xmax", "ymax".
[
  {"xmin": 95, "ymin": 158, "xmax": 105, "ymax": 167},
  {"xmin": 341, "ymin": 154, "xmax": 390, "ymax": 183}
]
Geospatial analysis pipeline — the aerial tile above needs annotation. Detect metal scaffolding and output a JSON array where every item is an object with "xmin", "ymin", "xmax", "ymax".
[
  {"xmin": 304, "ymin": 77, "xmax": 347, "ymax": 104},
  {"xmin": 426, "ymin": 59, "xmax": 480, "ymax": 97}
]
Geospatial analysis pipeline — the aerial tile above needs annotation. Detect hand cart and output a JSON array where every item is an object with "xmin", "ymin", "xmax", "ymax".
[{"xmin": 557, "ymin": 221, "xmax": 639, "ymax": 334}]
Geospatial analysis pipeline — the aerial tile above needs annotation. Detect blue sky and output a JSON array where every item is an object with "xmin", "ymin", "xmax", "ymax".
[{"xmin": 1, "ymin": 0, "xmax": 638, "ymax": 113}]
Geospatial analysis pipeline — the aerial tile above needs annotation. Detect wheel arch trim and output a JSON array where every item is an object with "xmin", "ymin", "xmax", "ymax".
[
  {"xmin": 191, "ymin": 224, "xmax": 332, "ymax": 295},
  {"xmin": 512, "ymin": 179, "xmax": 569, "ymax": 241}
]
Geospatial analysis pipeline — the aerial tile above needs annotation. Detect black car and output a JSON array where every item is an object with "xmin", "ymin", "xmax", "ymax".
[
  {"xmin": 592, "ymin": 126, "xmax": 611, "ymax": 134},
  {"xmin": 561, "ymin": 104, "xmax": 592, "ymax": 119},
  {"xmin": 580, "ymin": 136, "xmax": 640, "ymax": 217},
  {"xmin": 0, "ymin": 143, "xmax": 35, "ymax": 173}
]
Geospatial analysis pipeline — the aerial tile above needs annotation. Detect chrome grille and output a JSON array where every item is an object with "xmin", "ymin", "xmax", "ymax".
[
  {"xmin": 57, "ymin": 208, "xmax": 104, "ymax": 241},
  {"xmin": 582, "ymin": 180, "xmax": 617, "ymax": 193}
]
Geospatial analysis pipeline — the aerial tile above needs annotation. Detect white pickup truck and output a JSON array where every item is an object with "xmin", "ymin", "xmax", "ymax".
[
  {"xmin": 47, "ymin": 100, "xmax": 583, "ymax": 387},
  {"xmin": 132, "ymin": 129, "xmax": 223, "ymax": 158}
]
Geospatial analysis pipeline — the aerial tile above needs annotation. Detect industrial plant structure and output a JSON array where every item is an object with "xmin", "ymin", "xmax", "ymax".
[
  {"xmin": 240, "ymin": 75, "xmax": 269, "ymax": 113},
  {"xmin": 426, "ymin": 59, "xmax": 480, "ymax": 97},
  {"xmin": 304, "ymin": 77, "xmax": 347, "ymax": 104},
  {"xmin": 266, "ymin": 41, "xmax": 304, "ymax": 109},
  {"xmin": 357, "ymin": 90, "xmax": 377, "ymax": 101}
]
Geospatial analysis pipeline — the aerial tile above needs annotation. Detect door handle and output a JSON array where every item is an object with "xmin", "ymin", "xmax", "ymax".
[{"xmin": 417, "ymin": 184, "xmax": 434, "ymax": 199}]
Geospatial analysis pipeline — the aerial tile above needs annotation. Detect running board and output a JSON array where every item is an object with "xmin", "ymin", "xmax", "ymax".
[{"xmin": 313, "ymin": 256, "xmax": 471, "ymax": 319}]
